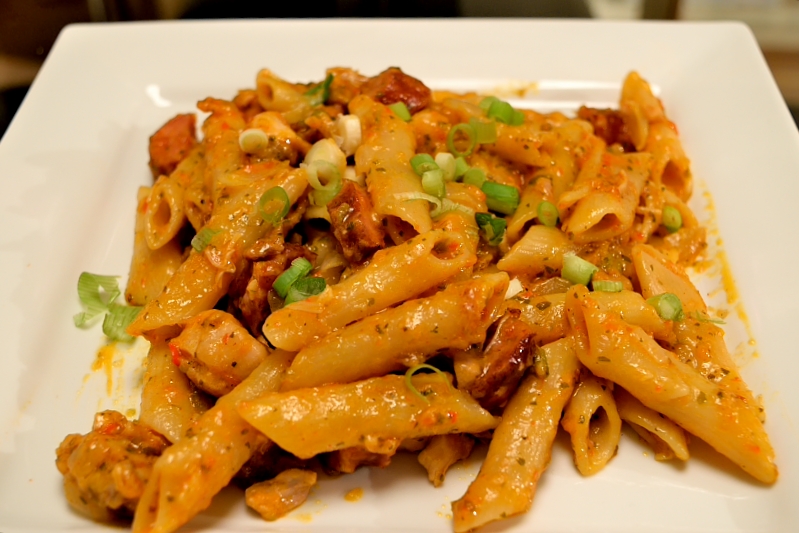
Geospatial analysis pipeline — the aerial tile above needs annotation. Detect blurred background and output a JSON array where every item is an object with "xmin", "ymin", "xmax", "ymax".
[{"xmin": 1, "ymin": 0, "xmax": 798, "ymax": 137}]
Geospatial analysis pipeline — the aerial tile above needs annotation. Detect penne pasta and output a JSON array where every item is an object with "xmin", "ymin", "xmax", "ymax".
[
  {"xmin": 138, "ymin": 340, "xmax": 212, "ymax": 443},
  {"xmin": 238, "ymin": 373, "xmax": 500, "ymax": 459},
  {"xmin": 263, "ymin": 229, "xmax": 477, "ymax": 352},
  {"xmin": 561, "ymin": 372, "xmax": 622, "ymax": 476},
  {"xmin": 280, "ymin": 272, "xmax": 508, "ymax": 390},
  {"xmin": 451, "ymin": 338, "xmax": 581, "ymax": 532}
]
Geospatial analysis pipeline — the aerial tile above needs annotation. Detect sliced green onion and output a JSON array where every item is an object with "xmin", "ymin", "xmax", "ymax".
[
  {"xmin": 422, "ymin": 168, "xmax": 446, "ymax": 199},
  {"xmin": 446, "ymin": 123, "xmax": 477, "ymax": 158},
  {"xmin": 462, "ymin": 167, "xmax": 487, "ymax": 188},
  {"xmin": 454, "ymin": 156, "xmax": 469, "ymax": 178},
  {"xmin": 238, "ymin": 128, "xmax": 270, "ymax": 154},
  {"xmin": 537, "ymin": 201, "xmax": 559, "ymax": 227},
  {"xmin": 482, "ymin": 181, "xmax": 520, "ymax": 215},
  {"xmin": 305, "ymin": 161, "xmax": 343, "ymax": 206},
  {"xmin": 103, "ymin": 303, "xmax": 142, "ymax": 342},
  {"xmin": 475, "ymin": 212, "xmax": 506, "ymax": 247},
  {"xmin": 74, "ymin": 273, "xmax": 122, "ymax": 327},
  {"xmin": 304, "ymin": 73, "xmax": 334, "ymax": 106},
  {"xmin": 404, "ymin": 363, "xmax": 451, "ymax": 403},
  {"xmin": 647, "ymin": 293, "xmax": 684, "ymax": 321},
  {"xmin": 410, "ymin": 153, "xmax": 438, "ymax": 175},
  {"xmin": 393, "ymin": 191, "xmax": 442, "ymax": 213},
  {"xmin": 562, "ymin": 254, "xmax": 599, "ymax": 286},
  {"xmin": 479, "ymin": 96, "xmax": 501, "ymax": 111},
  {"xmin": 434, "ymin": 152, "xmax": 456, "ymax": 181},
  {"xmin": 486, "ymin": 100, "xmax": 515, "ymax": 124},
  {"xmin": 430, "ymin": 198, "xmax": 475, "ymax": 218},
  {"xmin": 388, "ymin": 101, "xmax": 412, "ymax": 121},
  {"xmin": 273, "ymin": 257, "xmax": 313, "ymax": 299},
  {"xmin": 662, "ymin": 205, "xmax": 683, "ymax": 233},
  {"xmin": 191, "ymin": 227, "xmax": 220, "ymax": 253},
  {"xmin": 690, "ymin": 311, "xmax": 725, "ymax": 324},
  {"xmin": 258, "ymin": 186, "xmax": 290, "ymax": 226},
  {"xmin": 284, "ymin": 276, "xmax": 327, "ymax": 306},
  {"xmin": 469, "ymin": 117, "xmax": 497, "ymax": 144},
  {"xmin": 592, "ymin": 280, "xmax": 624, "ymax": 293},
  {"xmin": 509, "ymin": 109, "xmax": 525, "ymax": 126}
]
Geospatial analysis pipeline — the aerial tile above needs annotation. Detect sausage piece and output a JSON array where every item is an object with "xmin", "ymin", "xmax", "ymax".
[
  {"xmin": 148, "ymin": 113, "xmax": 197, "ymax": 179},
  {"xmin": 360, "ymin": 67, "xmax": 432, "ymax": 114},
  {"xmin": 327, "ymin": 180, "xmax": 386, "ymax": 262}
]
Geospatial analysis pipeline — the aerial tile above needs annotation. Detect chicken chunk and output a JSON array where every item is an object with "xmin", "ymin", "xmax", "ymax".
[
  {"xmin": 169, "ymin": 310, "xmax": 268, "ymax": 397},
  {"xmin": 55, "ymin": 411, "xmax": 169, "ymax": 523}
]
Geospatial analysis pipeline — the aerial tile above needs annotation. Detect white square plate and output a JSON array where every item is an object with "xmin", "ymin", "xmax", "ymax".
[{"xmin": 1, "ymin": 19, "xmax": 798, "ymax": 533}]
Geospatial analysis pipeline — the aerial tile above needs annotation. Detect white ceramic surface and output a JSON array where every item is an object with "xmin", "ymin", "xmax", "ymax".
[{"xmin": 0, "ymin": 19, "xmax": 797, "ymax": 533}]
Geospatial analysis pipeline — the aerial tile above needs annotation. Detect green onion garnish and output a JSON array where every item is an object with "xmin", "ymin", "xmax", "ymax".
[
  {"xmin": 475, "ymin": 212, "xmax": 506, "ymax": 246},
  {"xmin": 404, "ymin": 363, "xmax": 451, "ymax": 403},
  {"xmin": 479, "ymin": 96, "xmax": 501, "ymax": 111},
  {"xmin": 305, "ymin": 161, "xmax": 343, "ymax": 206},
  {"xmin": 647, "ymin": 293, "xmax": 684, "ymax": 321},
  {"xmin": 74, "ymin": 273, "xmax": 122, "ymax": 327},
  {"xmin": 388, "ymin": 101, "xmax": 412, "ymax": 121},
  {"xmin": 482, "ymin": 181, "xmax": 520, "ymax": 215},
  {"xmin": 259, "ymin": 186, "xmax": 291, "ymax": 226},
  {"xmin": 238, "ymin": 128, "xmax": 269, "ymax": 154},
  {"xmin": 462, "ymin": 167, "xmax": 487, "ymax": 188},
  {"xmin": 537, "ymin": 201, "xmax": 559, "ymax": 227},
  {"xmin": 592, "ymin": 280, "xmax": 624, "ymax": 293},
  {"xmin": 103, "ymin": 303, "xmax": 142, "ymax": 342},
  {"xmin": 74, "ymin": 272, "xmax": 141, "ymax": 342},
  {"xmin": 486, "ymin": 100, "xmax": 515, "ymax": 124},
  {"xmin": 469, "ymin": 117, "xmax": 497, "ymax": 144},
  {"xmin": 273, "ymin": 257, "xmax": 313, "ymax": 299},
  {"xmin": 562, "ymin": 254, "xmax": 599, "ymax": 286},
  {"xmin": 446, "ymin": 123, "xmax": 477, "ymax": 158},
  {"xmin": 410, "ymin": 153, "xmax": 438, "ymax": 175},
  {"xmin": 430, "ymin": 198, "xmax": 475, "ymax": 218},
  {"xmin": 509, "ymin": 109, "xmax": 525, "ymax": 126},
  {"xmin": 454, "ymin": 156, "xmax": 469, "ymax": 178},
  {"xmin": 284, "ymin": 276, "xmax": 327, "ymax": 306},
  {"xmin": 422, "ymin": 168, "xmax": 446, "ymax": 199},
  {"xmin": 434, "ymin": 152, "xmax": 456, "ymax": 181},
  {"xmin": 191, "ymin": 227, "xmax": 220, "ymax": 253},
  {"xmin": 662, "ymin": 205, "xmax": 683, "ymax": 233},
  {"xmin": 304, "ymin": 73, "xmax": 334, "ymax": 106}
]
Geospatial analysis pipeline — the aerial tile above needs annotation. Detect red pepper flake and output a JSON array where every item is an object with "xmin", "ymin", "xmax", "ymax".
[{"xmin": 169, "ymin": 343, "xmax": 183, "ymax": 366}]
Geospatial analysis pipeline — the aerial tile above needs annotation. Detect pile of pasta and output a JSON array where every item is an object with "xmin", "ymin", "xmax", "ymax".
[{"xmin": 56, "ymin": 67, "xmax": 777, "ymax": 533}]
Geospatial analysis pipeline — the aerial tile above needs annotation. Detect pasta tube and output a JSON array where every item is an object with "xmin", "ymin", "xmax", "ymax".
[
  {"xmin": 138, "ymin": 340, "xmax": 212, "ymax": 444},
  {"xmin": 125, "ymin": 187, "xmax": 184, "ymax": 307},
  {"xmin": 280, "ymin": 272, "xmax": 508, "ymax": 390},
  {"xmin": 350, "ymin": 94, "xmax": 433, "ymax": 234},
  {"xmin": 132, "ymin": 349, "xmax": 293, "ymax": 533},
  {"xmin": 615, "ymin": 387, "xmax": 689, "ymax": 461},
  {"xmin": 263, "ymin": 229, "xmax": 477, "ymax": 352},
  {"xmin": 238, "ymin": 373, "xmax": 500, "ymax": 459},
  {"xmin": 568, "ymin": 287, "xmax": 777, "ymax": 484},
  {"xmin": 451, "ymin": 338, "xmax": 580, "ymax": 532},
  {"xmin": 561, "ymin": 373, "xmax": 622, "ymax": 476}
]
